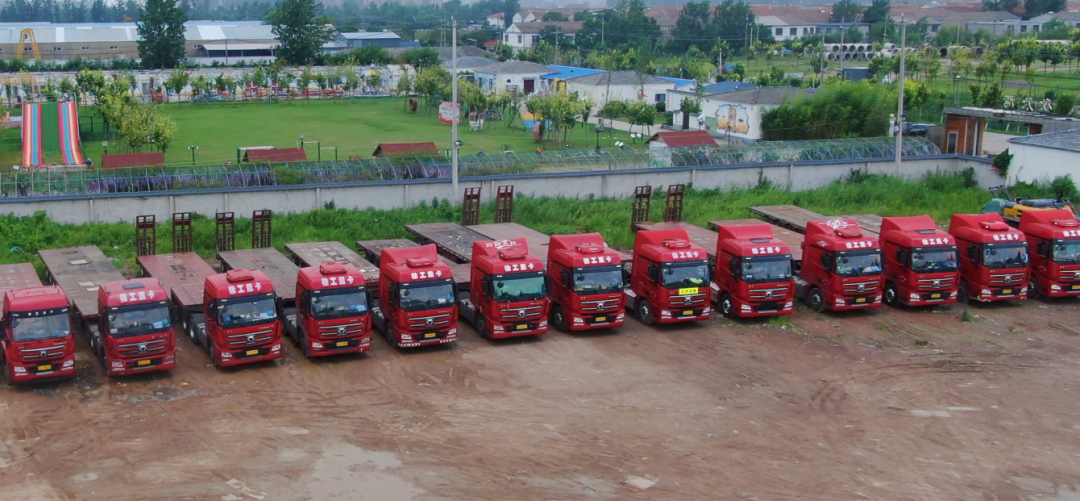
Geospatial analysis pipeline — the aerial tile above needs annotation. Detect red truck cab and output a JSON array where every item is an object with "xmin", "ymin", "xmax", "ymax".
[
  {"xmin": 628, "ymin": 229, "xmax": 712, "ymax": 324},
  {"xmin": 190, "ymin": 269, "xmax": 283, "ymax": 367},
  {"xmin": 713, "ymin": 224, "xmax": 795, "ymax": 318},
  {"xmin": 880, "ymin": 215, "xmax": 960, "ymax": 307},
  {"xmin": 949, "ymin": 213, "xmax": 1029, "ymax": 303},
  {"xmin": 798, "ymin": 219, "xmax": 884, "ymax": 312},
  {"xmin": 91, "ymin": 279, "xmax": 177, "ymax": 375},
  {"xmin": 460, "ymin": 238, "xmax": 549, "ymax": 338},
  {"xmin": 374, "ymin": 244, "xmax": 459, "ymax": 348},
  {"xmin": 1, "ymin": 286, "xmax": 76, "ymax": 384},
  {"xmin": 286, "ymin": 262, "xmax": 372, "ymax": 356},
  {"xmin": 547, "ymin": 233, "xmax": 626, "ymax": 331},
  {"xmin": 1019, "ymin": 208, "xmax": 1080, "ymax": 299}
]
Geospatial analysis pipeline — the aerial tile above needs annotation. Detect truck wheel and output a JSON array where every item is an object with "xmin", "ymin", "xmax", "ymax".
[
  {"xmin": 476, "ymin": 317, "xmax": 489, "ymax": 339},
  {"xmin": 208, "ymin": 345, "xmax": 219, "ymax": 368},
  {"xmin": 385, "ymin": 325, "xmax": 398, "ymax": 348},
  {"xmin": 636, "ymin": 300, "xmax": 655, "ymax": 325},
  {"xmin": 720, "ymin": 293, "xmax": 735, "ymax": 319},
  {"xmin": 299, "ymin": 332, "xmax": 310, "ymax": 357},
  {"xmin": 807, "ymin": 288, "xmax": 826, "ymax": 313},
  {"xmin": 188, "ymin": 322, "xmax": 198, "ymax": 343},
  {"xmin": 883, "ymin": 282, "xmax": 899, "ymax": 307},
  {"xmin": 551, "ymin": 306, "xmax": 567, "ymax": 332},
  {"xmin": 1029, "ymin": 276, "xmax": 1041, "ymax": 300},
  {"xmin": 957, "ymin": 281, "xmax": 971, "ymax": 304}
]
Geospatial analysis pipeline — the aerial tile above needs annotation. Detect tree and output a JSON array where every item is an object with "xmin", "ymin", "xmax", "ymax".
[
  {"xmin": 829, "ymin": 0, "xmax": 862, "ymax": 22},
  {"xmin": 137, "ymin": 0, "xmax": 187, "ymax": 69},
  {"xmin": 666, "ymin": 0, "xmax": 711, "ymax": 53},
  {"xmin": 604, "ymin": 0, "xmax": 662, "ymax": 51},
  {"xmin": 164, "ymin": 67, "xmax": 189, "ymax": 104},
  {"xmin": 266, "ymin": 0, "xmax": 333, "ymax": 65},
  {"xmin": 90, "ymin": 0, "xmax": 106, "ymax": 21},
  {"xmin": 762, "ymin": 81, "xmax": 895, "ymax": 140},
  {"xmin": 403, "ymin": 47, "xmax": 440, "ymax": 71},
  {"xmin": 1023, "ymin": 0, "xmax": 1066, "ymax": 19},
  {"xmin": 541, "ymin": 11, "xmax": 567, "ymax": 21},
  {"xmin": 862, "ymin": 0, "xmax": 890, "ymax": 25},
  {"xmin": 981, "ymin": 0, "xmax": 1022, "ymax": 15}
]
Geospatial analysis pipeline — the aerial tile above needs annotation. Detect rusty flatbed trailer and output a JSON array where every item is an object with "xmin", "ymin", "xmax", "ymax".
[
  {"xmin": 708, "ymin": 219, "xmax": 805, "ymax": 263},
  {"xmin": 217, "ymin": 248, "xmax": 300, "ymax": 304},
  {"xmin": 748, "ymin": 205, "xmax": 829, "ymax": 234},
  {"xmin": 137, "ymin": 253, "xmax": 217, "ymax": 311},
  {"xmin": 39, "ymin": 246, "xmax": 125, "ymax": 321},
  {"xmin": 0, "ymin": 263, "xmax": 44, "ymax": 310},
  {"xmin": 284, "ymin": 241, "xmax": 379, "ymax": 283},
  {"xmin": 404, "ymin": 223, "xmax": 488, "ymax": 263},
  {"xmin": 355, "ymin": 238, "xmax": 471, "ymax": 287},
  {"xmin": 838, "ymin": 214, "xmax": 882, "ymax": 236}
]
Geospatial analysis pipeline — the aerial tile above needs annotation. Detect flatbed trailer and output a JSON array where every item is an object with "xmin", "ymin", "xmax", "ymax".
[
  {"xmin": 39, "ymin": 246, "xmax": 125, "ymax": 322},
  {"xmin": 708, "ymin": 219, "xmax": 805, "ymax": 263},
  {"xmin": 404, "ymin": 223, "xmax": 489, "ymax": 264},
  {"xmin": 633, "ymin": 221, "xmax": 721, "ymax": 263},
  {"xmin": 284, "ymin": 241, "xmax": 379, "ymax": 283},
  {"xmin": 356, "ymin": 239, "xmax": 471, "ymax": 288},
  {"xmin": 217, "ymin": 249, "xmax": 300, "ymax": 304},
  {"xmin": 137, "ymin": 252, "xmax": 218, "ymax": 338},
  {"xmin": 838, "ymin": 214, "xmax": 882, "ymax": 237},
  {"xmin": 749, "ymin": 205, "xmax": 882, "ymax": 238},
  {"xmin": 470, "ymin": 223, "xmax": 553, "ymax": 263},
  {"xmin": 0, "ymin": 264, "xmax": 44, "ymax": 309}
]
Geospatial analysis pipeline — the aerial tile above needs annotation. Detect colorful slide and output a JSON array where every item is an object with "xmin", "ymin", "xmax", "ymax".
[
  {"xmin": 20, "ymin": 103, "xmax": 42, "ymax": 168},
  {"xmin": 57, "ymin": 101, "xmax": 84, "ymax": 166}
]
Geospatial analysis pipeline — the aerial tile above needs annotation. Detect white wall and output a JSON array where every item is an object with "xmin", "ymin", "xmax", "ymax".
[
  {"xmin": 767, "ymin": 25, "xmax": 817, "ymax": 41},
  {"xmin": 1010, "ymin": 143, "xmax": 1080, "ymax": 184},
  {"xmin": 672, "ymin": 99, "xmax": 772, "ymax": 141},
  {"xmin": 476, "ymin": 71, "xmax": 548, "ymax": 94},
  {"xmin": 568, "ymin": 81, "xmax": 673, "ymax": 106}
]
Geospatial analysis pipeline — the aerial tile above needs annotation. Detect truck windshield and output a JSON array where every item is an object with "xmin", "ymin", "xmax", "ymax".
[
  {"xmin": 399, "ymin": 282, "xmax": 455, "ymax": 312},
  {"xmin": 573, "ymin": 266, "xmax": 623, "ymax": 294},
  {"xmin": 835, "ymin": 251, "xmax": 882, "ymax": 277},
  {"xmin": 108, "ymin": 304, "xmax": 171, "ymax": 338},
  {"xmin": 661, "ymin": 260, "xmax": 710, "ymax": 289},
  {"xmin": 219, "ymin": 296, "xmax": 277, "ymax": 328},
  {"xmin": 11, "ymin": 312, "xmax": 71, "ymax": 342},
  {"xmin": 740, "ymin": 256, "xmax": 793, "ymax": 284},
  {"xmin": 311, "ymin": 287, "xmax": 369, "ymax": 320},
  {"xmin": 1053, "ymin": 239, "xmax": 1080, "ymax": 264},
  {"xmin": 983, "ymin": 243, "xmax": 1028, "ymax": 269},
  {"xmin": 493, "ymin": 272, "xmax": 547, "ymax": 302},
  {"xmin": 911, "ymin": 247, "xmax": 958, "ymax": 273}
]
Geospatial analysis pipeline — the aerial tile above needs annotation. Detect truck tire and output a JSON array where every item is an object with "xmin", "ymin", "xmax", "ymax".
[
  {"xmin": 208, "ymin": 344, "xmax": 219, "ymax": 368},
  {"xmin": 188, "ymin": 322, "xmax": 198, "ymax": 343},
  {"xmin": 807, "ymin": 288, "xmax": 826, "ymax": 313},
  {"xmin": 957, "ymin": 281, "xmax": 971, "ymax": 304},
  {"xmin": 1029, "ymin": 276, "xmax": 1041, "ymax": 300},
  {"xmin": 298, "ymin": 331, "xmax": 310, "ymax": 357},
  {"xmin": 385, "ymin": 325, "xmax": 398, "ymax": 348},
  {"xmin": 551, "ymin": 305, "xmax": 567, "ymax": 332},
  {"xmin": 720, "ymin": 293, "xmax": 735, "ymax": 319},
  {"xmin": 476, "ymin": 317, "xmax": 489, "ymax": 339},
  {"xmin": 883, "ymin": 282, "xmax": 899, "ymax": 307},
  {"xmin": 636, "ymin": 300, "xmax": 655, "ymax": 325}
]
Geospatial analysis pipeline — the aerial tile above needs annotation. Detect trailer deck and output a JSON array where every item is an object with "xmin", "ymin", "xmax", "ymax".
[
  {"xmin": 749, "ymin": 206, "xmax": 883, "ymax": 238},
  {"xmin": 633, "ymin": 221, "xmax": 720, "ymax": 259},
  {"xmin": 138, "ymin": 253, "xmax": 217, "ymax": 310},
  {"xmin": 0, "ymin": 263, "xmax": 44, "ymax": 310},
  {"xmin": 355, "ymin": 239, "xmax": 471, "ymax": 287},
  {"xmin": 709, "ymin": 219, "xmax": 805, "ymax": 262},
  {"xmin": 216, "ymin": 248, "xmax": 300, "ymax": 303},
  {"xmin": 39, "ymin": 246, "xmax": 125, "ymax": 321},
  {"xmin": 284, "ymin": 242, "xmax": 379, "ymax": 282},
  {"xmin": 838, "ymin": 214, "xmax": 882, "ymax": 236},
  {"xmin": 404, "ymin": 223, "xmax": 489, "ymax": 263},
  {"xmin": 469, "ymin": 223, "xmax": 552, "ymax": 263}
]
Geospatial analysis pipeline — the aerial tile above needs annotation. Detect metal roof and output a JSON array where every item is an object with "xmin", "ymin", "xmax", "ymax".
[
  {"xmin": 567, "ymin": 70, "xmax": 671, "ymax": 86},
  {"xmin": 202, "ymin": 43, "xmax": 276, "ymax": 51},
  {"xmin": 0, "ymin": 21, "xmax": 273, "ymax": 45},
  {"xmin": 474, "ymin": 61, "xmax": 555, "ymax": 75},
  {"xmin": 1008, "ymin": 129, "xmax": 1080, "ymax": 153},
  {"xmin": 541, "ymin": 64, "xmax": 604, "ymax": 80},
  {"xmin": 338, "ymin": 31, "xmax": 400, "ymax": 40}
]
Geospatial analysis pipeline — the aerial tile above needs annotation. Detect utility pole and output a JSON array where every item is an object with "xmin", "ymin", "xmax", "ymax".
[
  {"xmin": 839, "ymin": 17, "xmax": 845, "ymax": 73},
  {"xmin": 555, "ymin": 24, "xmax": 560, "ymax": 63},
  {"xmin": 601, "ymin": 15, "xmax": 604, "ymax": 45},
  {"xmin": 451, "ymin": 18, "xmax": 460, "ymax": 200},
  {"xmin": 895, "ymin": 15, "xmax": 906, "ymax": 174}
]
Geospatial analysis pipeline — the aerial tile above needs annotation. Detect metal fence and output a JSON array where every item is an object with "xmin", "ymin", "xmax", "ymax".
[{"xmin": 0, "ymin": 137, "xmax": 942, "ymax": 198}]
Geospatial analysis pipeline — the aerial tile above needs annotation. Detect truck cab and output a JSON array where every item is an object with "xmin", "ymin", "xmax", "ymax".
[
  {"xmin": 91, "ymin": 279, "xmax": 177, "ymax": 376},
  {"xmin": 547, "ymin": 233, "xmax": 626, "ymax": 331},
  {"xmin": 949, "ymin": 213, "xmax": 1029, "ymax": 303},
  {"xmin": 188, "ymin": 269, "xmax": 283, "ymax": 367},
  {"xmin": 285, "ymin": 262, "xmax": 372, "ymax": 356},
  {"xmin": 798, "ymin": 219, "xmax": 884, "ymax": 312},
  {"xmin": 713, "ymin": 224, "xmax": 795, "ymax": 319},
  {"xmin": 628, "ymin": 228, "xmax": 712, "ymax": 325},
  {"xmin": 880, "ymin": 215, "xmax": 960, "ymax": 307},
  {"xmin": 459, "ymin": 238, "xmax": 549, "ymax": 338},
  {"xmin": 1019, "ymin": 208, "xmax": 1080, "ymax": 299},
  {"xmin": 374, "ymin": 244, "xmax": 459, "ymax": 348},
  {"xmin": 0, "ymin": 287, "xmax": 76, "ymax": 384}
]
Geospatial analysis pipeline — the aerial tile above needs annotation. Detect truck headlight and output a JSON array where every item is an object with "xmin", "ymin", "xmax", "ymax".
[
  {"xmin": 875, "ymin": 295, "xmax": 882, "ymax": 302},
  {"xmin": 660, "ymin": 310, "xmax": 672, "ymax": 317},
  {"xmin": 573, "ymin": 317, "xmax": 584, "ymax": 324},
  {"xmin": 539, "ymin": 321, "xmax": 548, "ymax": 328},
  {"xmin": 448, "ymin": 328, "xmax": 458, "ymax": 336},
  {"xmin": 401, "ymin": 333, "xmax": 413, "ymax": 340},
  {"xmin": 982, "ymin": 289, "xmax": 991, "ymax": 295},
  {"xmin": 835, "ymin": 298, "xmax": 845, "ymax": 305},
  {"xmin": 271, "ymin": 344, "xmax": 281, "ymax": 352},
  {"xmin": 311, "ymin": 342, "xmax": 323, "ymax": 349},
  {"xmin": 493, "ymin": 325, "xmax": 504, "ymax": 332},
  {"xmin": 1051, "ymin": 284, "xmax": 1061, "ymax": 291},
  {"xmin": 702, "ymin": 307, "xmax": 711, "ymax": 314},
  {"xmin": 909, "ymin": 293, "xmax": 919, "ymax": 300},
  {"xmin": 221, "ymin": 351, "xmax": 232, "ymax": 358},
  {"xmin": 14, "ymin": 366, "xmax": 26, "ymax": 373},
  {"xmin": 62, "ymin": 359, "xmax": 74, "ymax": 368},
  {"xmin": 111, "ymin": 361, "xmax": 123, "ymax": 368},
  {"xmin": 784, "ymin": 302, "xmax": 793, "ymax": 308},
  {"xmin": 616, "ymin": 313, "xmax": 625, "ymax": 320}
]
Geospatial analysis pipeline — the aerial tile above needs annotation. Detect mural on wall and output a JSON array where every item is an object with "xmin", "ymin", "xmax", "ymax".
[{"xmin": 715, "ymin": 103, "xmax": 750, "ymax": 134}]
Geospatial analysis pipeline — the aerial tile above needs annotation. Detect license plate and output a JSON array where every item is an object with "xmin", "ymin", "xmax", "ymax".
[
  {"xmin": 424, "ymin": 333, "xmax": 437, "ymax": 339},
  {"xmin": 246, "ymin": 349, "xmax": 259, "ymax": 356},
  {"xmin": 1072, "ymin": 285, "xmax": 1080, "ymax": 290},
  {"xmin": 336, "ymin": 341, "xmax": 349, "ymax": 346},
  {"xmin": 38, "ymin": 364, "xmax": 52, "ymax": 371},
  {"xmin": 516, "ymin": 324, "xmax": 528, "ymax": 330},
  {"xmin": 137, "ymin": 359, "xmax": 151, "ymax": 366},
  {"xmin": 596, "ymin": 316, "xmax": 606, "ymax": 322},
  {"xmin": 855, "ymin": 298, "xmax": 866, "ymax": 303},
  {"xmin": 930, "ymin": 293, "xmax": 941, "ymax": 299},
  {"xmin": 678, "ymin": 287, "xmax": 699, "ymax": 295},
  {"xmin": 682, "ymin": 310, "xmax": 694, "ymax": 316},
  {"xmin": 1002, "ymin": 289, "xmax": 1012, "ymax": 294}
]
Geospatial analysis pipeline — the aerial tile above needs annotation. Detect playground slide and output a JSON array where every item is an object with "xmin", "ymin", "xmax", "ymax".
[
  {"xmin": 58, "ymin": 101, "xmax": 84, "ymax": 166},
  {"xmin": 20, "ymin": 103, "xmax": 42, "ymax": 168}
]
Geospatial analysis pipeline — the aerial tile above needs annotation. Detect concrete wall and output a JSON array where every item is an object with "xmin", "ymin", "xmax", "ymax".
[
  {"xmin": 567, "ymin": 81, "xmax": 673, "ymax": 106},
  {"xmin": 1009, "ymin": 143, "xmax": 1079, "ymax": 184},
  {"xmin": 0, "ymin": 155, "xmax": 994, "ymax": 225}
]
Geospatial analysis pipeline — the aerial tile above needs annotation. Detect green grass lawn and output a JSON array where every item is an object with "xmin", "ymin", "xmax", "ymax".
[{"xmin": 0, "ymin": 98, "xmax": 641, "ymax": 169}]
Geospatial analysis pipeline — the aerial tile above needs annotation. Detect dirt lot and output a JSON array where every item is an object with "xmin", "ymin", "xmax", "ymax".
[{"xmin": 4, "ymin": 298, "xmax": 1080, "ymax": 501}]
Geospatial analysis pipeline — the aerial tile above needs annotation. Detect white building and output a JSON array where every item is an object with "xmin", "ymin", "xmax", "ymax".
[
  {"xmin": 502, "ymin": 21, "xmax": 582, "ymax": 50},
  {"xmin": 669, "ymin": 86, "xmax": 810, "ymax": 142},
  {"xmin": 474, "ymin": 61, "xmax": 555, "ymax": 95},
  {"xmin": 487, "ymin": 12, "xmax": 506, "ymax": 30},
  {"xmin": 566, "ymin": 70, "xmax": 674, "ymax": 106},
  {"xmin": 1007, "ymin": 129, "xmax": 1080, "ymax": 184},
  {"xmin": 758, "ymin": 15, "xmax": 818, "ymax": 41}
]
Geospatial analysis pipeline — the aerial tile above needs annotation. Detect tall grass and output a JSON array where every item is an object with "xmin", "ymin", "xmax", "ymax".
[{"xmin": 0, "ymin": 170, "xmax": 1032, "ymax": 279}]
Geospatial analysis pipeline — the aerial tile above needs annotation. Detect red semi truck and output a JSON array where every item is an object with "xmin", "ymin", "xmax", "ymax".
[
  {"xmin": 284, "ymin": 262, "xmax": 372, "ymax": 356},
  {"xmin": 949, "ymin": 213, "xmax": 1030, "ymax": 303},
  {"xmin": 91, "ymin": 279, "xmax": 177, "ymax": 375},
  {"xmin": 712, "ymin": 223, "xmax": 795, "ymax": 319},
  {"xmin": 547, "ymin": 233, "xmax": 626, "ymax": 331},
  {"xmin": 459, "ymin": 238, "xmax": 550, "ymax": 338},
  {"xmin": 627, "ymin": 228, "xmax": 712, "ymax": 324},
  {"xmin": 1019, "ymin": 208, "xmax": 1080, "ymax": 299},
  {"xmin": 186, "ymin": 269, "xmax": 284, "ymax": 367},
  {"xmin": 0, "ymin": 263, "xmax": 77, "ymax": 384},
  {"xmin": 879, "ymin": 215, "xmax": 960, "ymax": 307},
  {"xmin": 374, "ymin": 244, "xmax": 459, "ymax": 348},
  {"xmin": 797, "ymin": 219, "xmax": 884, "ymax": 312}
]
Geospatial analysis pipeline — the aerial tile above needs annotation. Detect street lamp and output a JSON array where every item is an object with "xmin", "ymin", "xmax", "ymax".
[
  {"xmin": 594, "ymin": 123, "xmax": 605, "ymax": 151},
  {"xmin": 188, "ymin": 145, "xmax": 199, "ymax": 166}
]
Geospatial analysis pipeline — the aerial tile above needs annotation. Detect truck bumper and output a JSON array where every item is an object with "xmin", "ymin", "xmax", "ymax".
[
  {"xmin": 901, "ymin": 290, "xmax": 958, "ymax": 306},
  {"xmin": 974, "ymin": 286, "xmax": 1027, "ymax": 302},
  {"xmin": 829, "ymin": 295, "xmax": 883, "ymax": 311},
  {"xmin": 490, "ymin": 322, "xmax": 548, "ymax": 338},
  {"xmin": 397, "ymin": 328, "xmax": 458, "ymax": 348},
  {"xmin": 734, "ymin": 300, "xmax": 793, "ymax": 318},
  {"xmin": 217, "ymin": 343, "xmax": 283, "ymax": 367},
  {"xmin": 656, "ymin": 307, "xmax": 711, "ymax": 323},
  {"xmin": 1045, "ymin": 283, "xmax": 1080, "ymax": 297},
  {"xmin": 106, "ymin": 354, "xmax": 177, "ymax": 376},
  {"xmin": 307, "ymin": 335, "xmax": 372, "ymax": 357},
  {"xmin": 7, "ymin": 357, "xmax": 76, "ymax": 383},
  {"xmin": 569, "ymin": 312, "xmax": 625, "ymax": 331}
]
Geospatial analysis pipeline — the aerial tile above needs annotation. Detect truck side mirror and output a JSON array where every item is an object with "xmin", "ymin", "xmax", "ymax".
[{"xmin": 728, "ymin": 258, "xmax": 738, "ymax": 277}]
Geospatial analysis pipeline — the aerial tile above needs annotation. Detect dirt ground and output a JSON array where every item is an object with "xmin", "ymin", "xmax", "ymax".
[{"xmin": 4, "ymin": 297, "xmax": 1080, "ymax": 501}]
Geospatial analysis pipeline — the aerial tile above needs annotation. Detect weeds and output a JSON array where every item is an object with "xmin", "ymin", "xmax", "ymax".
[
  {"xmin": 960, "ymin": 309, "xmax": 976, "ymax": 322},
  {"xmin": 765, "ymin": 315, "xmax": 797, "ymax": 330}
]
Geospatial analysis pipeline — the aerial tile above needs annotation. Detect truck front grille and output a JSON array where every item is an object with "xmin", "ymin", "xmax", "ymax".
[
  {"xmin": 318, "ymin": 322, "xmax": 366, "ymax": 337},
  {"xmin": 19, "ymin": 344, "xmax": 66, "ymax": 359},
  {"xmin": 917, "ymin": 277, "xmax": 955, "ymax": 290},
  {"xmin": 227, "ymin": 329, "xmax": 275, "ymax": 346},
  {"xmin": 843, "ymin": 281, "xmax": 879, "ymax": 294},
  {"xmin": 407, "ymin": 313, "xmax": 452, "ymax": 329},
  {"xmin": 118, "ymin": 339, "xmax": 168, "ymax": 356},
  {"xmin": 990, "ymin": 273, "xmax": 1024, "ymax": 285}
]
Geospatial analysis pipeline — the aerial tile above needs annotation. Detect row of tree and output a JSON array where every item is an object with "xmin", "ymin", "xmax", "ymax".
[{"xmin": 74, "ymin": 69, "xmax": 178, "ymax": 154}]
